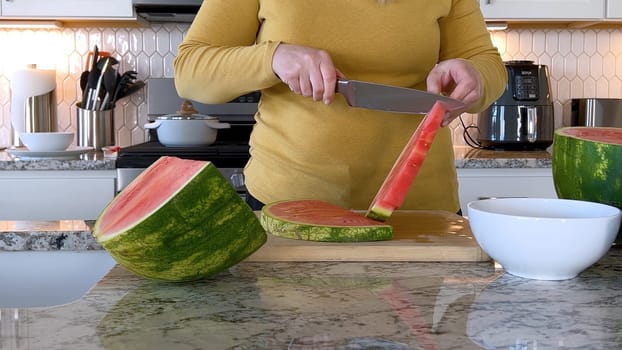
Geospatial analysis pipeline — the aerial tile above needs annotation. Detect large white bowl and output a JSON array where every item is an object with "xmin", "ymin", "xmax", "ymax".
[
  {"xmin": 467, "ymin": 198, "xmax": 621, "ymax": 280},
  {"xmin": 19, "ymin": 131, "xmax": 74, "ymax": 152}
]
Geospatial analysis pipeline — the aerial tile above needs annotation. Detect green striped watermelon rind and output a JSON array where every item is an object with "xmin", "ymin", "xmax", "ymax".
[
  {"xmin": 260, "ymin": 200, "xmax": 393, "ymax": 242},
  {"xmin": 552, "ymin": 126, "xmax": 622, "ymax": 210},
  {"xmin": 94, "ymin": 161, "xmax": 266, "ymax": 282},
  {"xmin": 365, "ymin": 206, "xmax": 393, "ymax": 222}
]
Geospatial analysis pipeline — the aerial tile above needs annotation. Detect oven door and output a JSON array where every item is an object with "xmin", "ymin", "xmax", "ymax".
[{"xmin": 116, "ymin": 168, "xmax": 145, "ymax": 192}]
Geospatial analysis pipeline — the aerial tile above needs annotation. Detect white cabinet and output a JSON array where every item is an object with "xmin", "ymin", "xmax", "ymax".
[
  {"xmin": 0, "ymin": 170, "xmax": 116, "ymax": 221},
  {"xmin": 480, "ymin": 0, "xmax": 605, "ymax": 21},
  {"xmin": 607, "ymin": 1, "xmax": 622, "ymax": 18},
  {"xmin": 1, "ymin": 0, "xmax": 134, "ymax": 19},
  {"xmin": 457, "ymin": 168, "xmax": 557, "ymax": 215}
]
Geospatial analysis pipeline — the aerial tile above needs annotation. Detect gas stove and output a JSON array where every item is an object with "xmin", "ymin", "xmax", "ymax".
[
  {"xmin": 116, "ymin": 140, "xmax": 250, "ymax": 169},
  {"xmin": 116, "ymin": 78, "xmax": 257, "ymax": 194},
  {"xmin": 116, "ymin": 140, "xmax": 251, "ymax": 193}
]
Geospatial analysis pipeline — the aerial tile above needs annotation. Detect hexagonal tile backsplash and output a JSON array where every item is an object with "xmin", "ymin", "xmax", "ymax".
[{"xmin": 1, "ymin": 24, "xmax": 622, "ymax": 148}]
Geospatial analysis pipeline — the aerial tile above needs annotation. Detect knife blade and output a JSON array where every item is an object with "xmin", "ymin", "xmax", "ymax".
[{"xmin": 336, "ymin": 79, "xmax": 465, "ymax": 114}]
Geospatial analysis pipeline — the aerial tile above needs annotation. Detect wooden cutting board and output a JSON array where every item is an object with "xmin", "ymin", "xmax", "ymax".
[{"xmin": 246, "ymin": 210, "xmax": 490, "ymax": 262}]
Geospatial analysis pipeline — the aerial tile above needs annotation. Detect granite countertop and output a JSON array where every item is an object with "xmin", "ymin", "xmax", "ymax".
[
  {"xmin": 1, "ymin": 221, "xmax": 621, "ymax": 349},
  {"xmin": 0, "ymin": 149, "xmax": 116, "ymax": 170},
  {"xmin": 0, "ymin": 146, "xmax": 551, "ymax": 171},
  {"xmin": 0, "ymin": 221, "xmax": 100, "ymax": 251},
  {"xmin": 453, "ymin": 146, "xmax": 552, "ymax": 168}
]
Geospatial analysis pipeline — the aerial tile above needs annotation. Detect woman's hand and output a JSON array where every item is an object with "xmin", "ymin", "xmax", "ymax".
[
  {"xmin": 272, "ymin": 43, "xmax": 344, "ymax": 105},
  {"xmin": 426, "ymin": 58, "xmax": 483, "ymax": 126}
]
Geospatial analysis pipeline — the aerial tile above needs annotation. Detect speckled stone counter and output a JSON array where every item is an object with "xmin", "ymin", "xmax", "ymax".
[
  {"xmin": 0, "ymin": 150, "xmax": 115, "ymax": 170},
  {"xmin": 454, "ymin": 146, "xmax": 552, "ymax": 168},
  {"xmin": 0, "ymin": 147, "xmax": 551, "ymax": 171},
  {"xmin": 0, "ymin": 221, "xmax": 100, "ymax": 251},
  {"xmin": 1, "ymin": 221, "xmax": 621, "ymax": 349}
]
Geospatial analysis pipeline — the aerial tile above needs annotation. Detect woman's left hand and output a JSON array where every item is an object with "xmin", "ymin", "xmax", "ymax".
[{"xmin": 426, "ymin": 58, "xmax": 483, "ymax": 126}]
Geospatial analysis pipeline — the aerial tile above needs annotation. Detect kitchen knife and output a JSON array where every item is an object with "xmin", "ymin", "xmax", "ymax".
[{"xmin": 336, "ymin": 79, "xmax": 465, "ymax": 114}]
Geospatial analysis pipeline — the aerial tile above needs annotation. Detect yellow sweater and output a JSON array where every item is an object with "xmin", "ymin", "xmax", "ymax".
[{"xmin": 174, "ymin": 0, "xmax": 506, "ymax": 212}]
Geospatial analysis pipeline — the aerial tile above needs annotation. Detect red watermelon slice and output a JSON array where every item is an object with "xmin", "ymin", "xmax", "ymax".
[
  {"xmin": 366, "ymin": 101, "xmax": 447, "ymax": 221},
  {"xmin": 261, "ymin": 199, "xmax": 393, "ymax": 242}
]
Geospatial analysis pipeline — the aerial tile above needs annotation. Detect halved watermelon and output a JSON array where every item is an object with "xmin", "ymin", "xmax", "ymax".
[
  {"xmin": 261, "ymin": 199, "xmax": 393, "ymax": 242},
  {"xmin": 93, "ymin": 156, "xmax": 266, "ymax": 282},
  {"xmin": 366, "ymin": 101, "xmax": 447, "ymax": 221},
  {"xmin": 553, "ymin": 126, "xmax": 622, "ymax": 210}
]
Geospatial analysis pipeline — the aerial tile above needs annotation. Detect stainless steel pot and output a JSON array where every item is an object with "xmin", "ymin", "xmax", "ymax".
[
  {"xmin": 570, "ymin": 98, "xmax": 622, "ymax": 127},
  {"xmin": 144, "ymin": 113, "xmax": 230, "ymax": 147}
]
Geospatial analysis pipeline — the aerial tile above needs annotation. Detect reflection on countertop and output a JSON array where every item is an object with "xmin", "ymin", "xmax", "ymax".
[
  {"xmin": 1, "ymin": 220, "xmax": 621, "ymax": 349},
  {"xmin": 0, "ymin": 250, "xmax": 620, "ymax": 349}
]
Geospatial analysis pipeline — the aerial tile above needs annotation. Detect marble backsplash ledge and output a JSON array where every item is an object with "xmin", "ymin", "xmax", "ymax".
[{"xmin": 2, "ymin": 25, "xmax": 622, "ymax": 148}]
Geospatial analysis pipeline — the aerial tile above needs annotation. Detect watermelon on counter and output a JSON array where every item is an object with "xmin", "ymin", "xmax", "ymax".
[
  {"xmin": 93, "ymin": 156, "xmax": 266, "ymax": 282},
  {"xmin": 261, "ymin": 199, "xmax": 393, "ymax": 242},
  {"xmin": 553, "ymin": 127, "xmax": 622, "ymax": 210}
]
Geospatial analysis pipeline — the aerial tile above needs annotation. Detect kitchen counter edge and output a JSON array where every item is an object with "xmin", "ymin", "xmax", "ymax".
[{"xmin": 0, "ymin": 147, "xmax": 552, "ymax": 171}]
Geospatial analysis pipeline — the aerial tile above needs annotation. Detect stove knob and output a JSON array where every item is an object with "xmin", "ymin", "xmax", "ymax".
[{"xmin": 230, "ymin": 170, "xmax": 245, "ymax": 189}]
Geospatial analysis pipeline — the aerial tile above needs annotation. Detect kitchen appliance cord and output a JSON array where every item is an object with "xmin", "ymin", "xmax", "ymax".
[{"xmin": 458, "ymin": 115, "xmax": 483, "ymax": 149}]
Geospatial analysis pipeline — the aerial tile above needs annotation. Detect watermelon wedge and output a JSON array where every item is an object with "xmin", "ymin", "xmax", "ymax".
[
  {"xmin": 366, "ymin": 101, "xmax": 447, "ymax": 221},
  {"xmin": 93, "ymin": 156, "xmax": 266, "ymax": 282},
  {"xmin": 261, "ymin": 199, "xmax": 393, "ymax": 242}
]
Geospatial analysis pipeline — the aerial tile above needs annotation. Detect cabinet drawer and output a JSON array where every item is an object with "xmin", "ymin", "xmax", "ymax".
[
  {"xmin": 0, "ymin": 171, "xmax": 116, "ymax": 221},
  {"xmin": 607, "ymin": 1, "xmax": 622, "ymax": 18},
  {"xmin": 457, "ymin": 168, "xmax": 557, "ymax": 215},
  {"xmin": 2, "ymin": 0, "xmax": 133, "ymax": 19},
  {"xmin": 480, "ymin": 0, "xmax": 605, "ymax": 20}
]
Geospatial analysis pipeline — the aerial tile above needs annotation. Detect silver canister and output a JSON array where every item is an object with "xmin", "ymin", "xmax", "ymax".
[
  {"xmin": 76, "ymin": 103, "xmax": 115, "ymax": 149},
  {"xmin": 570, "ymin": 98, "xmax": 622, "ymax": 127},
  {"xmin": 9, "ymin": 65, "xmax": 57, "ymax": 147},
  {"xmin": 25, "ymin": 91, "xmax": 57, "ymax": 132},
  {"xmin": 11, "ymin": 91, "xmax": 58, "ymax": 146}
]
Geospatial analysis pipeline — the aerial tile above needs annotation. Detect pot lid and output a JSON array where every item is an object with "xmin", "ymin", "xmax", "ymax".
[{"xmin": 156, "ymin": 100, "xmax": 217, "ymax": 120}]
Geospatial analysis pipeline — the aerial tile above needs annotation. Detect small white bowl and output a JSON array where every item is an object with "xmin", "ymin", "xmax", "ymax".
[
  {"xmin": 19, "ymin": 132, "xmax": 74, "ymax": 152},
  {"xmin": 467, "ymin": 198, "xmax": 621, "ymax": 280}
]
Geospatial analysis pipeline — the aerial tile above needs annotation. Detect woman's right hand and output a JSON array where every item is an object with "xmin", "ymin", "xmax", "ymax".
[{"xmin": 272, "ymin": 43, "xmax": 343, "ymax": 105}]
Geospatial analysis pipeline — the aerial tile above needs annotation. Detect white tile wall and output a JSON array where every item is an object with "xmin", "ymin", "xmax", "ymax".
[
  {"xmin": 0, "ymin": 23, "xmax": 189, "ymax": 148},
  {"xmin": 1, "ymin": 24, "xmax": 622, "ymax": 148}
]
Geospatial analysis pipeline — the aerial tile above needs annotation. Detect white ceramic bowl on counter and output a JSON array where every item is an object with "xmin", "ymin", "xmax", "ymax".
[
  {"xmin": 19, "ymin": 131, "xmax": 74, "ymax": 152},
  {"xmin": 467, "ymin": 198, "xmax": 621, "ymax": 280}
]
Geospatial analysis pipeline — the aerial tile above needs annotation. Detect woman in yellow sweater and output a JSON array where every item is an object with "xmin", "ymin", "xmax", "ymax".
[{"xmin": 174, "ymin": 0, "xmax": 507, "ymax": 213}]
